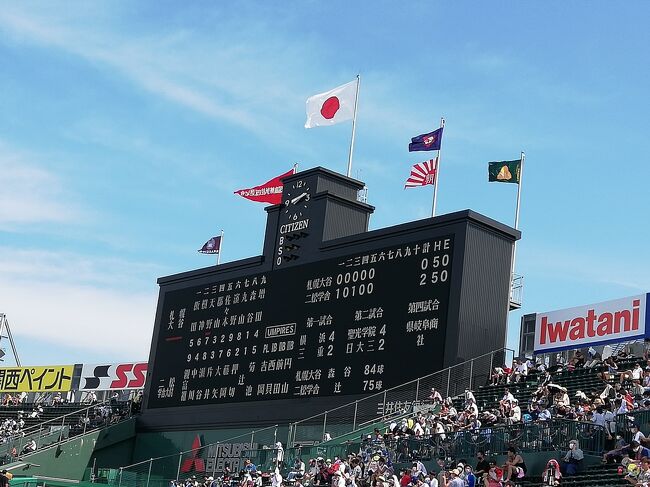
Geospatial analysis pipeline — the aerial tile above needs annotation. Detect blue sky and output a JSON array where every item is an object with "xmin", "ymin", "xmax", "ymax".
[{"xmin": 0, "ymin": 1, "xmax": 649, "ymax": 365}]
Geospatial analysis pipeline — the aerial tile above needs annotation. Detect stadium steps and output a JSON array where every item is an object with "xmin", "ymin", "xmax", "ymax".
[
  {"xmin": 0, "ymin": 401, "xmax": 128, "ymax": 465},
  {"xmin": 0, "ymin": 402, "xmax": 95, "ymax": 430},
  {"xmin": 558, "ymin": 463, "xmax": 629, "ymax": 486},
  {"xmin": 466, "ymin": 358, "xmax": 642, "ymax": 413}
]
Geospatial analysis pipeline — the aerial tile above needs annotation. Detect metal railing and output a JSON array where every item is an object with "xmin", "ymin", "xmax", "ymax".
[
  {"xmin": 254, "ymin": 419, "xmax": 606, "ymax": 467},
  {"xmin": 112, "ymin": 417, "xmax": 606, "ymax": 487},
  {"xmin": 1, "ymin": 400, "xmax": 132, "ymax": 465},
  {"xmin": 287, "ymin": 348, "xmax": 515, "ymax": 447},
  {"xmin": 510, "ymin": 274, "xmax": 523, "ymax": 308},
  {"xmin": 381, "ymin": 419, "xmax": 606, "ymax": 460},
  {"xmin": 116, "ymin": 425, "xmax": 281, "ymax": 487},
  {"xmin": 113, "ymin": 347, "xmax": 515, "ymax": 486}
]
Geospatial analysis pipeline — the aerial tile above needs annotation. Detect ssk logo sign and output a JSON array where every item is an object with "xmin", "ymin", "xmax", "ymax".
[
  {"xmin": 534, "ymin": 293, "xmax": 650, "ymax": 353},
  {"xmin": 80, "ymin": 362, "xmax": 148, "ymax": 391}
]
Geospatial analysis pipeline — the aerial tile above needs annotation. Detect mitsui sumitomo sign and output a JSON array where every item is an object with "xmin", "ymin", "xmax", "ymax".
[{"xmin": 534, "ymin": 293, "xmax": 650, "ymax": 353}]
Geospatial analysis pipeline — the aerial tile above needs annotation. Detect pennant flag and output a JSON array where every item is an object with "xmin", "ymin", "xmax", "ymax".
[
  {"xmin": 404, "ymin": 159, "xmax": 438, "ymax": 188},
  {"xmin": 305, "ymin": 79, "xmax": 357, "ymax": 128},
  {"xmin": 409, "ymin": 127, "xmax": 443, "ymax": 152},
  {"xmin": 488, "ymin": 159, "xmax": 521, "ymax": 184},
  {"xmin": 198, "ymin": 236, "xmax": 222, "ymax": 254},
  {"xmin": 234, "ymin": 168, "xmax": 295, "ymax": 205}
]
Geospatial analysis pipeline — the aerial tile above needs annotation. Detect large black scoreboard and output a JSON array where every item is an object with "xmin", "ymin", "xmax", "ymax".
[{"xmin": 142, "ymin": 167, "xmax": 519, "ymax": 429}]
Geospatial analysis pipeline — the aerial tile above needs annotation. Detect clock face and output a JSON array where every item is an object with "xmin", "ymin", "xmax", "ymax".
[{"xmin": 283, "ymin": 179, "xmax": 311, "ymax": 221}]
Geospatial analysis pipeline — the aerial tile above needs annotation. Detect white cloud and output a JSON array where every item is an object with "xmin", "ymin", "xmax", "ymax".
[
  {"xmin": 0, "ymin": 279, "xmax": 155, "ymax": 361},
  {"xmin": 0, "ymin": 142, "xmax": 83, "ymax": 228},
  {"xmin": 0, "ymin": 6, "xmax": 304, "ymax": 143},
  {"xmin": 0, "ymin": 247, "xmax": 159, "ymax": 360}
]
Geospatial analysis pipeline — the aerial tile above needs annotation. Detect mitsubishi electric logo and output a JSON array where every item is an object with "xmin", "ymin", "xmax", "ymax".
[{"xmin": 181, "ymin": 435, "xmax": 206, "ymax": 473}]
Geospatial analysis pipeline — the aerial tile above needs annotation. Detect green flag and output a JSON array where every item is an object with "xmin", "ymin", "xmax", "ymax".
[{"xmin": 488, "ymin": 159, "xmax": 521, "ymax": 184}]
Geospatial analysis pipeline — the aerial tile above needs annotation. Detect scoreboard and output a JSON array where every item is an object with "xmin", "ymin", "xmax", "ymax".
[
  {"xmin": 149, "ymin": 235, "xmax": 453, "ymax": 408},
  {"xmin": 142, "ymin": 167, "xmax": 518, "ymax": 428}
]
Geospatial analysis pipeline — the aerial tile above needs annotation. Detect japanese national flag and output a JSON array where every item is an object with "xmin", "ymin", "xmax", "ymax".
[{"xmin": 305, "ymin": 79, "xmax": 358, "ymax": 128}]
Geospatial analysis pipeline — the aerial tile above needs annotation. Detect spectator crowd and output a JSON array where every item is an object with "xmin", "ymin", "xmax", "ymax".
[{"xmin": 170, "ymin": 343, "xmax": 650, "ymax": 487}]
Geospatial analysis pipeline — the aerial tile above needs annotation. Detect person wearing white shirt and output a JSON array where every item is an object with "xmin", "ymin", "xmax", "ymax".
[
  {"xmin": 466, "ymin": 399, "xmax": 479, "ymax": 418},
  {"xmin": 514, "ymin": 360, "xmax": 528, "ymax": 383},
  {"xmin": 555, "ymin": 391, "xmax": 570, "ymax": 408},
  {"xmin": 428, "ymin": 388, "xmax": 443, "ymax": 403},
  {"xmin": 501, "ymin": 389, "xmax": 515, "ymax": 403},
  {"xmin": 632, "ymin": 424, "xmax": 647, "ymax": 444},
  {"xmin": 500, "ymin": 388, "xmax": 515, "ymax": 414},
  {"xmin": 621, "ymin": 363, "xmax": 643, "ymax": 383},
  {"xmin": 271, "ymin": 468, "xmax": 283, "ymax": 487},
  {"xmin": 508, "ymin": 401, "xmax": 522, "ymax": 424},
  {"xmin": 331, "ymin": 471, "xmax": 345, "ymax": 487}
]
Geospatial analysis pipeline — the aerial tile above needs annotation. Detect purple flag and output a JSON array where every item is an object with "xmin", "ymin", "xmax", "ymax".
[
  {"xmin": 409, "ymin": 127, "xmax": 443, "ymax": 152},
  {"xmin": 198, "ymin": 236, "xmax": 222, "ymax": 254}
]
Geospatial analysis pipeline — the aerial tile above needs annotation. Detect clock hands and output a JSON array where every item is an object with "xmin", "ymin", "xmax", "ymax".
[{"xmin": 290, "ymin": 192, "xmax": 309, "ymax": 205}]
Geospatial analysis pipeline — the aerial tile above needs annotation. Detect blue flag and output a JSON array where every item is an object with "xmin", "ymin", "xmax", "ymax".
[{"xmin": 409, "ymin": 127, "xmax": 443, "ymax": 152}]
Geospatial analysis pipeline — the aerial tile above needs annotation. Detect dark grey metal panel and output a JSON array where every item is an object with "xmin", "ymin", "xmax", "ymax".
[
  {"xmin": 322, "ymin": 201, "xmax": 369, "ymax": 241},
  {"xmin": 453, "ymin": 223, "xmax": 513, "ymax": 364},
  {"xmin": 137, "ymin": 392, "xmax": 370, "ymax": 431},
  {"xmin": 316, "ymin": 177, "xmax": 359, "ymax": 201},
  {"xmin": 520, "ymin": 313, "xmax": 537, "ymax": 356}
]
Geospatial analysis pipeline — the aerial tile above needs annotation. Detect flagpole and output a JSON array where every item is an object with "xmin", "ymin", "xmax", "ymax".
[
  {"xmin": 346, "ymin": 74, "xmax": 361, "ymax": 178},
  {"xmin": 509, "ymin": 151, "xmax": 525, "ymax": 276},
  {"xmin": 505, "ymin": 152, "xmax": 525, "ymax": 326},
  {"xmin": 431, "ymin": 117, "xmax": 445, "ymax": 217},
  {"xmin": 217, "ymin": 229, "xmax": 224, "ymax": 265},
  {"xmin": 514, "ymin": 151, "xmax": 525, "ymax": 230}
]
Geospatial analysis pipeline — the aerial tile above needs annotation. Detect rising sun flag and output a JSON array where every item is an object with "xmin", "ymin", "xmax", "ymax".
[{"xmin": 404, "ymin": 159, "xmax": 438, "ymax": 188}]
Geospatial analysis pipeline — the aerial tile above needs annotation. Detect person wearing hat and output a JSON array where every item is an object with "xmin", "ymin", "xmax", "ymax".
[
  {"xmin": 331, "ymin": 470, "xmax": 345, "ymax": 487},
  {"xmin": 561, "ymin": 439, "xmax": 584, "ymax": 476},
  {"xmin": 441, "ymin": 468, "xmax": 463, "ymax": 487}
]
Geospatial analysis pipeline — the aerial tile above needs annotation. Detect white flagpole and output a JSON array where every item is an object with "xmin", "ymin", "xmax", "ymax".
[
  {"xmin": 514, "ymin": 151, "xmax": 525, "ymax": 230},
  {"xmin": 431, "ymin": 117, "xmax": 445, "ymax": 217},
  {"xmin": 506, "ymin": 152, "xmax": 525, "ymax": 318},
  {"xmin": 509, "ymin": 152, "xmax": 525, "ymax": 275},
  {"xmin": 217, "ymin": 229, "xmax": 224, "ymax": 265},
  {"xmin": 346, "ymin": 74, "xmax": 361, "ymax": 178}
]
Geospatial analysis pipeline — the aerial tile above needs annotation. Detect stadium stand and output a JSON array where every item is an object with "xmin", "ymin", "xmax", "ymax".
[{"xmin": 106, "ymin": 345, "xmax": 647, "ymax": 487}]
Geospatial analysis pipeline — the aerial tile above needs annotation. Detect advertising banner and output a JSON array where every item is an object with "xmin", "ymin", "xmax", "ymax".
[
  {"xmin": 79, "ymin": 362, "xmax": 148, "ymax": 391},
  {"xmin": 0, "ymin": 365, "xmax": 73, "ymax": 392},
  {"xmin": 534, "ymin": 293, "xmax": 650, "ymax": 353}
]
